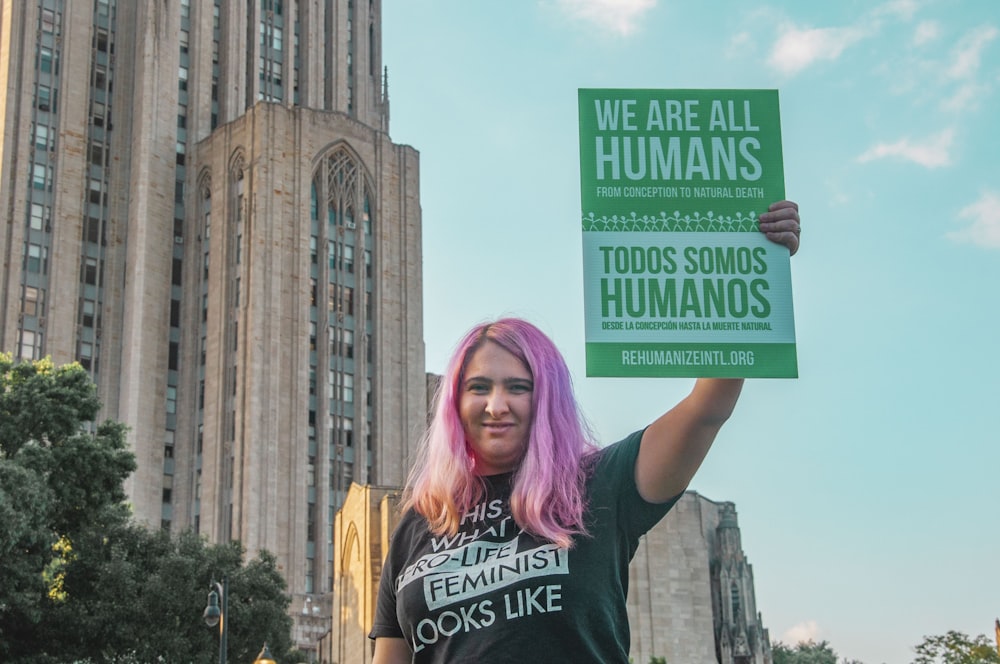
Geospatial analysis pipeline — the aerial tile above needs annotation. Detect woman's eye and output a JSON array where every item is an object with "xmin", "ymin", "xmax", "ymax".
[{"xmin": 468, "ymin": 383, "xmax": 489, "ymax": 394}]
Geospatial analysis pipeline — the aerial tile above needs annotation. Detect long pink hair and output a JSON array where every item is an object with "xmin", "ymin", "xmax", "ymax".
[{"xmin": 402, "ymin": 318, "xmax": 599, "ymax": 549}]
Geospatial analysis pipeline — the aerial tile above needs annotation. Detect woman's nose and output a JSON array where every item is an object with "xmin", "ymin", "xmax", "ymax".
[{"xmin": 485, "ymin": 390, "xmax": 509, "ymax": 417}]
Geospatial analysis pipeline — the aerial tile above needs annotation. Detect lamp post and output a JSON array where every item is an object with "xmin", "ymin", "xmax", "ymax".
[
  {"xmin": 203, "ymin": 576, "xmax": 229, "ymax": 664},
  {"xmin": 254, "ymin": 643, "xmax": 277, "ymax": 664}
]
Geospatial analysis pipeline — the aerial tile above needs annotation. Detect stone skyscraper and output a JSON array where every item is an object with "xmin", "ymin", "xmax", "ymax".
[{"xmin": 0, "ymin": 0, "xmax": 425, "ymax": 654}]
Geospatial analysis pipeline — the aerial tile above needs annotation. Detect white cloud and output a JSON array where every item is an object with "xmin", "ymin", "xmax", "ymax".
[
  {"xmin": 874, "ymin": 0, "xmax": 920, "ymax": 21},
  {"xmin": 726, "ymin": 31, "xmax": 755, "ymax": 60},
  {"xmin": 857, "ymin": 128, "xmax": 954, "ymax": 168},
  {"xmin": 912, "ymin": 20, "xmax": 941, "ymax": 46},
  {"xmin": 767, "ymin": 24, "xmax": 869, "ymax": 75},
  {"xmin": 947, "ymin": 25, "xmax": 999, "ymax": 79},
  {"xmin": 782, "ymin": 620, "xmax": 822, "ymax": 645},
  {"xmin": 947, "ymin": 191, "xmax": 1000, "ymax": 249},
  {"xmin": 553, "ymin": 0, "xmax": 657, "ymax": 37},
  {"xmin": 941, "ymin": 81, "xmax": 987, "ymax": 113}
]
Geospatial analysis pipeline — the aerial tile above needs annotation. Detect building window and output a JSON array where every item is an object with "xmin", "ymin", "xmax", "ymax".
[
  {"xmin": 172, "ymin": 258, "xmax": 183, "ymax": 286},
  {"xmin": 329, "ymin": 371, "xmax": 355, "ymax": 403},
  {"xmin": 41, "ymin": 9, "xmax": 60, "ymax": 34},
  {"xmin": 25, "ymin": 244, "xmax": 47, "ymax": 273},
  {"xmin": 34, "ymin": 124, "xmax": 51, "ymax": 150},
  {"xmin": 82, "ymin": 256, "xmax": 99, "ymax": 284},
  {"xmin": 91, "ymin": 101, "xmax": 107, "ymax": 128},
  {"xmin": 168, "ymin": 342, "xmax": 179, "ymax": 371},
  {"xmin": 29, "ymin": 203, "xmax": 46, "ymax": 230},
  {"xmin": 331, "ymin": 416, "xmax": 353, "ymax": 447},
  {"xmin": 80, "ymin": 299, "xmax": 97, "ymax": 327},
  {"xmin": 93, "ymin": 66, "xmax": 108, "ymax": 90},
  {"xmin": 32, "ymin": 164, "xmax": 49, "ymax": 190},
  {"xmin": 343, "ymin": 244, "xmax": 354, "ymax": 273},
  {"xmin": 89, "ymin": 178, "xmax": 103, "ymax": 204},
  {"xmin": 23, "ymin": 286, "xmax": 43, "ymax": 317},
  {"xmin": 19, "ymin": 329, "xmax": 42, "ymax": 360},
  {"xmin": 363, "ymin": 195, "xmax": 373, "ymax": 235},
  {"xmin": 94, "ymin": 29, "xmax": 109, "ymax": 53},
  {"xmin": 36, "ymin": 85, "xmax": 54, "ymax": 112},
  {"xmin": 331, "ymin": 328, "xmax": 354, "ymax": 359},
  {"xmin": 38, "ymin": 47, "xmax": 54, "ymax": 74},
  {"xmin": 89, "ymin": 143, "xmax": 105, "ymax": 166},
  {"xmin": 85, "ymin": 216, "xmax": 102, "ymax": 244},
  {"xmin": 328, "ymin": 285, "xmax": 354, "ymax": 316}
]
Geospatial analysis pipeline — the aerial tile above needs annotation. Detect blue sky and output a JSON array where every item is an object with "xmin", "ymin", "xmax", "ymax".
[{"xmin": 382, "ymin": 2, "xmax": 1000, "ymax": 663}]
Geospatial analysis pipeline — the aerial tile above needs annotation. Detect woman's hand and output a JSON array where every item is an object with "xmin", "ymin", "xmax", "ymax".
[{"xmin": 758, "ymin": 200, "xmax": 800, "ymax": 256}]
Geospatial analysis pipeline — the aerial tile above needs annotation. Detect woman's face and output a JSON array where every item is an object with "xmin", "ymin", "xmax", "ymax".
[{"xmin": 458, "ymin": 341, "xmax": 534, "ymax": 475}]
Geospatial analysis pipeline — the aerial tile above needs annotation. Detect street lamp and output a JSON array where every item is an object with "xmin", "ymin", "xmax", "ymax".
[
  {"xmin": 254, "ymin": 643, "xmax": 277, "ymax": 664},
  {"xmin": 203, "ymin": 577, "xmax": 229, "ymax": 664}
]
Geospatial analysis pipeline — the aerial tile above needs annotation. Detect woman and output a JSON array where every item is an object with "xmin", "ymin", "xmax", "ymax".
[{"xmin": 371, "ymin": 202, "xmax": 801, "ymax": 663}]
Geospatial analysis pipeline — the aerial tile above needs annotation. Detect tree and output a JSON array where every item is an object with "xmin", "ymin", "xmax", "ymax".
[
  {"xmin": 911, "ymin": 630, "xmax": 1000, "ymax": 664},
  {"xmin": 772, "ymin": 640, "xmax": 840, "ymax": 664},
  {"xmin": 0, "ymin": 356, "xmax": 294, "ymax": 663},
  {"xmin": 0, "ymin": 355, "xmax": 102, "ymax": 457},
  {"xmin": 47, "ymin": 526, "xmax": 293, "ymax": 663},
  {"xmin": 0, "ymin": 355, "xmax": 134, "ymax": 660}
]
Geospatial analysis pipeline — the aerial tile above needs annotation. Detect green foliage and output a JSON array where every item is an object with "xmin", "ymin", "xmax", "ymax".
[
  {"xmin": 0, "ymin": 356, "xmax": 294, "ymax": 663},
  {"xmin": 44, "ymin": 528, "xmax": 293, "ymax": 663},
  {"xmin": 911, "ymin": 630, "xmax": 1000, "ymax": 664},
  {"xmin": 772, "ymin": 640, "xmax": 840, "ymax": 664},
  {"xmin": 0, "ymin": 356, "xmax": 132, "ymax": 659},
  {"xmin": 0, "ymin": 354, "xmax": 101, "ymax": 457}
]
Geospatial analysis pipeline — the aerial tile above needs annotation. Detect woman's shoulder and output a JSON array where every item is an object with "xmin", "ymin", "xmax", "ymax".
[{"xmin": 588, "ymin": 428, "xmax": 646, "ymax": 473}]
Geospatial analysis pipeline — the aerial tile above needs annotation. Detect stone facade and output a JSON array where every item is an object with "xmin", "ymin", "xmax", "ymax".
[
  {"xmin": 329, "ymin": 487, "xmax": 772, "ymax": 664},
  {"xmin": 629, "ymin": 492, "xmax": 772, "ymax": 664},
  {"xmin": 0, "ymin": 2, "xmax": 424, "ymax": 656},
  {"xmin": 325, "ymin": 483, "xmax": 401, "ymax": 664}
]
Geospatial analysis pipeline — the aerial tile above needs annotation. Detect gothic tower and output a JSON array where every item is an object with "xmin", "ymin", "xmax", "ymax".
[
  {"xmin": 713, "ymin": 502, "xmax": 772, "ymax": 664},
  {"xmin": 0, "ymin": 1, "xmax": 425, "ymax": 654}
]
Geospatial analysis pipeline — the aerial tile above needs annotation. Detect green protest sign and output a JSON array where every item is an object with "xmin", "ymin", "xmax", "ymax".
[{"xmin": 578, "ymin": 88, "xmax": 797, "ymax": 378}]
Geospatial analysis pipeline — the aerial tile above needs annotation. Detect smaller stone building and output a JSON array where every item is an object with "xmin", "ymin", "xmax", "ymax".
[
  {"xmin": 629, "ymin": 492, "xmax": 772, "ymax": 664},
  {"xmin": 325, "ymin": 484, "xmax": 402, "ymax": 664},
  {"xmin": 322, "ymin": 486, "xmax": 771, "ymax": 664}
]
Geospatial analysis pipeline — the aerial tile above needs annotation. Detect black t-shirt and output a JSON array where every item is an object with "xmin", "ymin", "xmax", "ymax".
[{"xmin": 370, "ymin": 430, "xmax": 680, "ymax": 663}]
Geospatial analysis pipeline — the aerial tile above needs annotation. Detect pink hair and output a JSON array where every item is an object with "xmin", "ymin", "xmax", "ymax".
[{"xmin": 402, "ymin": 318, "xmax": 599, "ymax": 549}]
